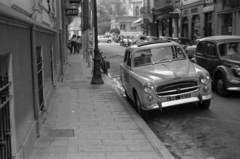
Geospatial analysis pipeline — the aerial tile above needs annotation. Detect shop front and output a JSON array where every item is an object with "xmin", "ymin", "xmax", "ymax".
[
  {"xmin": 217, "ymin": 0, "xmax": 240, "ymax": 35},
  {"xmin": 181, "ymin": 2, "xmax": 204, "ymax": 44}
]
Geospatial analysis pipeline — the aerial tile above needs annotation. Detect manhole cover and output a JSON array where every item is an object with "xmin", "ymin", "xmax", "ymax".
[{"xmin": 49, "ymin": 129, "xmax": 74, "ymax": 137}]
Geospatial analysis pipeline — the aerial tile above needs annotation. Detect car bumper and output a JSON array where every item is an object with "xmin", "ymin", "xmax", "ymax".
[{"xmin": 142, "ymin": 93, "xmax": 214, "ymax": 110}]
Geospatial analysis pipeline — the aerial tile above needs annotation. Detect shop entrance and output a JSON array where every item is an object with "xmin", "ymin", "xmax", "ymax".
[{"xmin": 191, "ymin": 15, "xmax": 200, "ymax": 44}]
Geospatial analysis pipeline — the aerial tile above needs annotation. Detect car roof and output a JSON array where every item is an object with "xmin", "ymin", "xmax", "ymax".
[
  {"xmin": 128, "ymin": 40, "xmax": 179, "ymax": 52},
  {"xmin": 200, "ymin": 35, "xmax": 240, "ymax": 41}
]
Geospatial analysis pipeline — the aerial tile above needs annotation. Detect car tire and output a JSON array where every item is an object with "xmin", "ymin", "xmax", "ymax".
[
  {"xmin": 198, "ymin": 100, "xmax": 211, "ymax": 109},
  {"xmin": 134, "ymin": 93, "xmax": 149, "ymax": 118},
  {"xmin": 107, "ymin": 40, "xmax": 111, "ymax": 43},
  {"xmin": 216, "ymin": 74, "xmax": 229, "ymax": 96}
]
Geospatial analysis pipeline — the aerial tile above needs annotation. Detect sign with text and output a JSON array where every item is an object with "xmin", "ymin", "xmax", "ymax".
[{"xmin": 66, "ymin": 8, "xmax": 79, "ymax": 16}]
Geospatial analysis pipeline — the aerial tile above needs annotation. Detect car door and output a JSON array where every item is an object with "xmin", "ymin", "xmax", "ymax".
[
  {"xmin": 121, "ymin": 50, "xmax": 132, "ymax": 94},
  {"xmin": 195, "ymin": 41, "xmax": 207, "ymax": 69},
  {"xmin": 205, "ymin": 41, "xmax": 220, "ymax": 77}
]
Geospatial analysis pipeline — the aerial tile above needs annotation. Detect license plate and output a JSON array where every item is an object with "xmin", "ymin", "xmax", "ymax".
[{"xmin": 167, "ymin": 93, "xmax": 191, "ymax": 101}]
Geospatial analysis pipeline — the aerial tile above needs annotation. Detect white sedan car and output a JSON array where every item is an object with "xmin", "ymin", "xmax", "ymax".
[{"xmin": 98, "ymin": 36, "xmax": 112, "ymax": 43}]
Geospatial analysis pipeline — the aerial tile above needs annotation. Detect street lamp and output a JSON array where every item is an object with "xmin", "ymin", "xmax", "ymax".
[{"xmin": 91, "ymin": 0, "xmax": 104, "ymax": 84}]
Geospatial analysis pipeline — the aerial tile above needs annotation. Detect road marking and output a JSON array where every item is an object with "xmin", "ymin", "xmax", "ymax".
[{"xmin": 195, "ymin": 117, "xmax": 240, "ymax": 124}]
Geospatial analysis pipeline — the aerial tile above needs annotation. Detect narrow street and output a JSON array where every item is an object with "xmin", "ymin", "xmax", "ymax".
[{"xmin": 99, "ymin": 42, "xmax": 240, "ymax": 159}]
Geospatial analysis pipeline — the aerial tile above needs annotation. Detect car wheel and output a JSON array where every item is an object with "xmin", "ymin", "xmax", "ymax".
[
  {"xmin": 198, "ymin": 100, "xmax": 211, "ymax": 109},
  {"xmin": 216, "ymin": 74, "xmax": 229, "ymax": 96},
  {"xmin": 134, "ymin": 93, "xmax": 149, "ymax": 118}
]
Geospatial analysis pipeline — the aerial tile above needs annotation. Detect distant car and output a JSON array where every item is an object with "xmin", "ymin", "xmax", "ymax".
[
  {"xmin": 159, "ymin": 36, "xmax": 174, "ymax": 41},
  {"xmin": 191, "ymin": 35, "xmax": 240, "ymax": 96},
  {"xmin": 120, "ymin": 40, "xmax": 213, "ymax": 118},
  {"xmin": 186, "ymin": 38, "xmax": 203, "ymax": 59},
  {"xmin": 122, "ymin": 36, "xmax": 132, "ymax": 47},
  {"xmin": 147, "ymin": 36, "xmax": 159, "ymax": 42},
  {"xmin": 98, "ymin": 35, "xmax": 112, "ymax": 43},
  {"xmin": 173, "ymin": 37, "xmax": 191, "ymax": 51},
  {"xmin": 132, "ymin": 35, "xmax": 147, "ymax": 45}
]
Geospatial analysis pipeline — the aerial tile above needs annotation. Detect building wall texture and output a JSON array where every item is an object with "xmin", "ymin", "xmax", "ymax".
[{"xmin": 0, "ymin": 0, "xmax": 64, "ymax": 158}]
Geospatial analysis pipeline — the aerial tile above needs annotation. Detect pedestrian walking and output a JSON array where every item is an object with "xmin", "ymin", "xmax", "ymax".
[{"xmin": 70, "ymin": 35, "xmax": 77, "ymax": 54}]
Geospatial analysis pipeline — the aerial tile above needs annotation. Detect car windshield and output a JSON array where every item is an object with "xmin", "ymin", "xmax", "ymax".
[
  {"xmin": 218, "ymin": 42, "xmax": 240, "ymax": 56},
  {"xmin": 134, "ymin": 46, "xmax": 186, "ymax": 67}
]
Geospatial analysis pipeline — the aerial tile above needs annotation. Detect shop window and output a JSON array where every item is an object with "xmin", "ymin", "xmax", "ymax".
[
  {"xmin": 192, "ymin": 15, "xmax": 201, "ymax": 44},
  {"xmin": 182, "ymin": 17, "xmax": 188, "ymax": 37},
  {"xmin": 205, "ymin": 13, "xmax": 212, "ymax": 36},
  {"xmin": 221, "ymin": 13, "xmax": 232, "ymax": 35}
]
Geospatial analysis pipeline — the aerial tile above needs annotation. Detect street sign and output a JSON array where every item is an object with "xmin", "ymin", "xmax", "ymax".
[{"xmin": 66, "ymin": 8, "xmax": 79, "ymax": 16}]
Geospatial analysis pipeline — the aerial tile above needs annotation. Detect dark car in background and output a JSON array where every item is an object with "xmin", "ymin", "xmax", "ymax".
[{"xmin": 191, "ymin": 35, "xmax": 240, "ymax": 96}]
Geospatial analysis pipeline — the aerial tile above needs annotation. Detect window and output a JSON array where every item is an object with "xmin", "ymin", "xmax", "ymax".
[
  {"xmin": 134, "ymin": 46, "xmax": 186, "ymax": 67},
  {"xmin": 218, "ymin": 42, "xmax": 240, "ymax": 56},
  {"xmin": 206, "ymin": 42, "xmax": 217, "ymax": 57},
  {"xmin": 0, "ymin": 53, "xmax": 12, "ymax": 159},
  {"xmin": 197, "ymin": 42, "xmax": 205, "ymax": 54},
  {"xmin": 124, "ymin": 50, "xmax": 132, "ymax": 67}
]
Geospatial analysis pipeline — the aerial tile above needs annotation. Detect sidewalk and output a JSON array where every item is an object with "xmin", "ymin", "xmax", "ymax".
[{"xmin": 29, "ymin": 53, "xmax": 175, "ymax": 159}]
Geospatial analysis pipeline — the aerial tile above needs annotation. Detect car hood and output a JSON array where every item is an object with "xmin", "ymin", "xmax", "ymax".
[
  {"xmin": 222, "ymin": 55, "xmax": 240, "ymax": 66},
  {"xmin": 133, "ymin": 60, "xmax": 197, "ymax": 84}
]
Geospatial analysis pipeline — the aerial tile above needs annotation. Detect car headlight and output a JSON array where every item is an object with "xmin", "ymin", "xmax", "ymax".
[
  {"xmin": 236, "ymin": 68, "xmax": 240, "ymax": 76},
  {"xmin": 232, "ymin": 67, "xmax": 240, "ymax": 76},
  {"xmin": 143, "ymin": 82, "xmax": 155, "ymax": 94},
  {"xmin": 199, "ymin": 73, "xmax": 210, "ymax": 85}
]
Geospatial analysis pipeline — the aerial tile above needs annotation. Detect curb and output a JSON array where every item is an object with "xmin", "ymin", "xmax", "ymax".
[{"xmin": 102, "ymin": 74, "xmax": 175, "ymax": 159}]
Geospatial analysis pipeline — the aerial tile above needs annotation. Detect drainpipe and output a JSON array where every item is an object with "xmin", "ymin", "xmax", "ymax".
[
  {"xmin": 56, "ymin": 0, "xmax": 63, "ymax": 81},
  {"xmin": 30, "ymin": 25, "xmax": 40, "ymax": 137}
]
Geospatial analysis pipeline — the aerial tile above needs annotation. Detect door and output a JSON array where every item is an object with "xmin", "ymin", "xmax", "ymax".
[
  {"xmin": 195, "ymin": 41, "xmax": 206, "ymax": 69},
  {"xmin": 121, "ymin": 50, "xmax": 132, "ymax": 95},
  {"xmin": 205, "ymin": 41, "xmax": 219, "ymax": 77}
]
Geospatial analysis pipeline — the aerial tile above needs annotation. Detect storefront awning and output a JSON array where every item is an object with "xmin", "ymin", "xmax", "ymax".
[
  {"xmin": 203, "ymin": 5, "xmax": 215, "ymax": 13},
  {"xmin": 133, "ymin": 18, "xmax": 142, "ymax": 24}
]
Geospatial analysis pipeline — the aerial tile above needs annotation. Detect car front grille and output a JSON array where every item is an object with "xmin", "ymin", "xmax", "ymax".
[{"xmin": 156, "ymin": 81, "xmax": 199, "ymax": 96}]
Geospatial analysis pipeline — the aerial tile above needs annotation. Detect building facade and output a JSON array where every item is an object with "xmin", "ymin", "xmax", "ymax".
[
  {"xmin": 0, "ymin": 0, "xmax": 67, "ymax": 158},
  {"xmin": 153, "ymin": 0, "xmax": 181, "ymax": 38},
  {"xmin": 215, "ymin": 0, "xmax": 240, "ymax": 36}
]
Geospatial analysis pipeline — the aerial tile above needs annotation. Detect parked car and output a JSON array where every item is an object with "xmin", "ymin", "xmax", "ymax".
[
  {"xmin": 132, "ymin": 35, "xmax": 148, "ymax": 45},
  {"xmin": 98, "ymin": 35, "xmax": 112, "ymax": 43},
  {"xmin": 191, "ymin": 35, "xmax": 240, "ymax": 96},
  {"xmin": 122, "ymin": 36, "xmax": 132, "ymax": 47},
  {"xmin": 120, "ymin": 40, "xmax": 213, "ymax": 118},
  {"xmin": 159, "ymin": 36, "xmax": 174, "ymax": 41},
  {"xmin": 147, "ymin": 36, "xmax": 159, "ymax": 42},
  {"xmin": 185, "ymin": 38, "xmax": 203, "ymax": 59},
  {"xmin": 173, "ymin": 37, "xmax": 191, "ymax": 51}
]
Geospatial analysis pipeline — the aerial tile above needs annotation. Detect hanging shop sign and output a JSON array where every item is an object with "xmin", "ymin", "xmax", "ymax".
[
  {"xmin": 66, "ymin": 8, "xmax": 79, "ymax": 16},
  {"xmin": 183, "ymin": 10, "xmax": 189, "ymax": 15},
  {"xmin": 191, "ymin": 8, "xmax": 198, "ymax": 13},
  {"xmin": 229, "ymin": 0, "xmax": 240, "ymax": 8}
]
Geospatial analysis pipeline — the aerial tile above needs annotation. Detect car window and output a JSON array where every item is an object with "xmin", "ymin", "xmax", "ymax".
[
  {"xmin": 126, "ymin": 51, "xmax": 132, "ymax": 67},
  {"xmin": 197, "ymin": 42, "xmax": 205, "ymax": 54},
  {"xmin": 206, "ymin": 42, "xmax": 217, "ymax": 57},
  {"xmin": 218, "ymin": 42, "xmax": 240, "ymax": 56},
  {"xmin": 140, "ymin": 36, "xmax": 146, "ymax": 40},
  {"xmin": 133, "ymin": 46, "xmax": 186, "ymax": 67},
  {"xmin": 123, "ymin": 50, "xmax": 128, "ymax": 63}
]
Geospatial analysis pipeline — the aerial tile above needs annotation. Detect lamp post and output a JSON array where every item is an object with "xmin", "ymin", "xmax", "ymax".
[{"xmin": 91, "ymin": 0, "xmax": 104, "ymax": 84}]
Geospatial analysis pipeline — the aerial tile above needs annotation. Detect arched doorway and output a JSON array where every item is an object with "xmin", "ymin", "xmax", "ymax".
[
  {"xmin": 182, "ymin": 17, "xmax": 188, "ymax": 37},
  {"xmin": 191, "ymin": 15, "xmax": 200, "ymax": 44}
]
